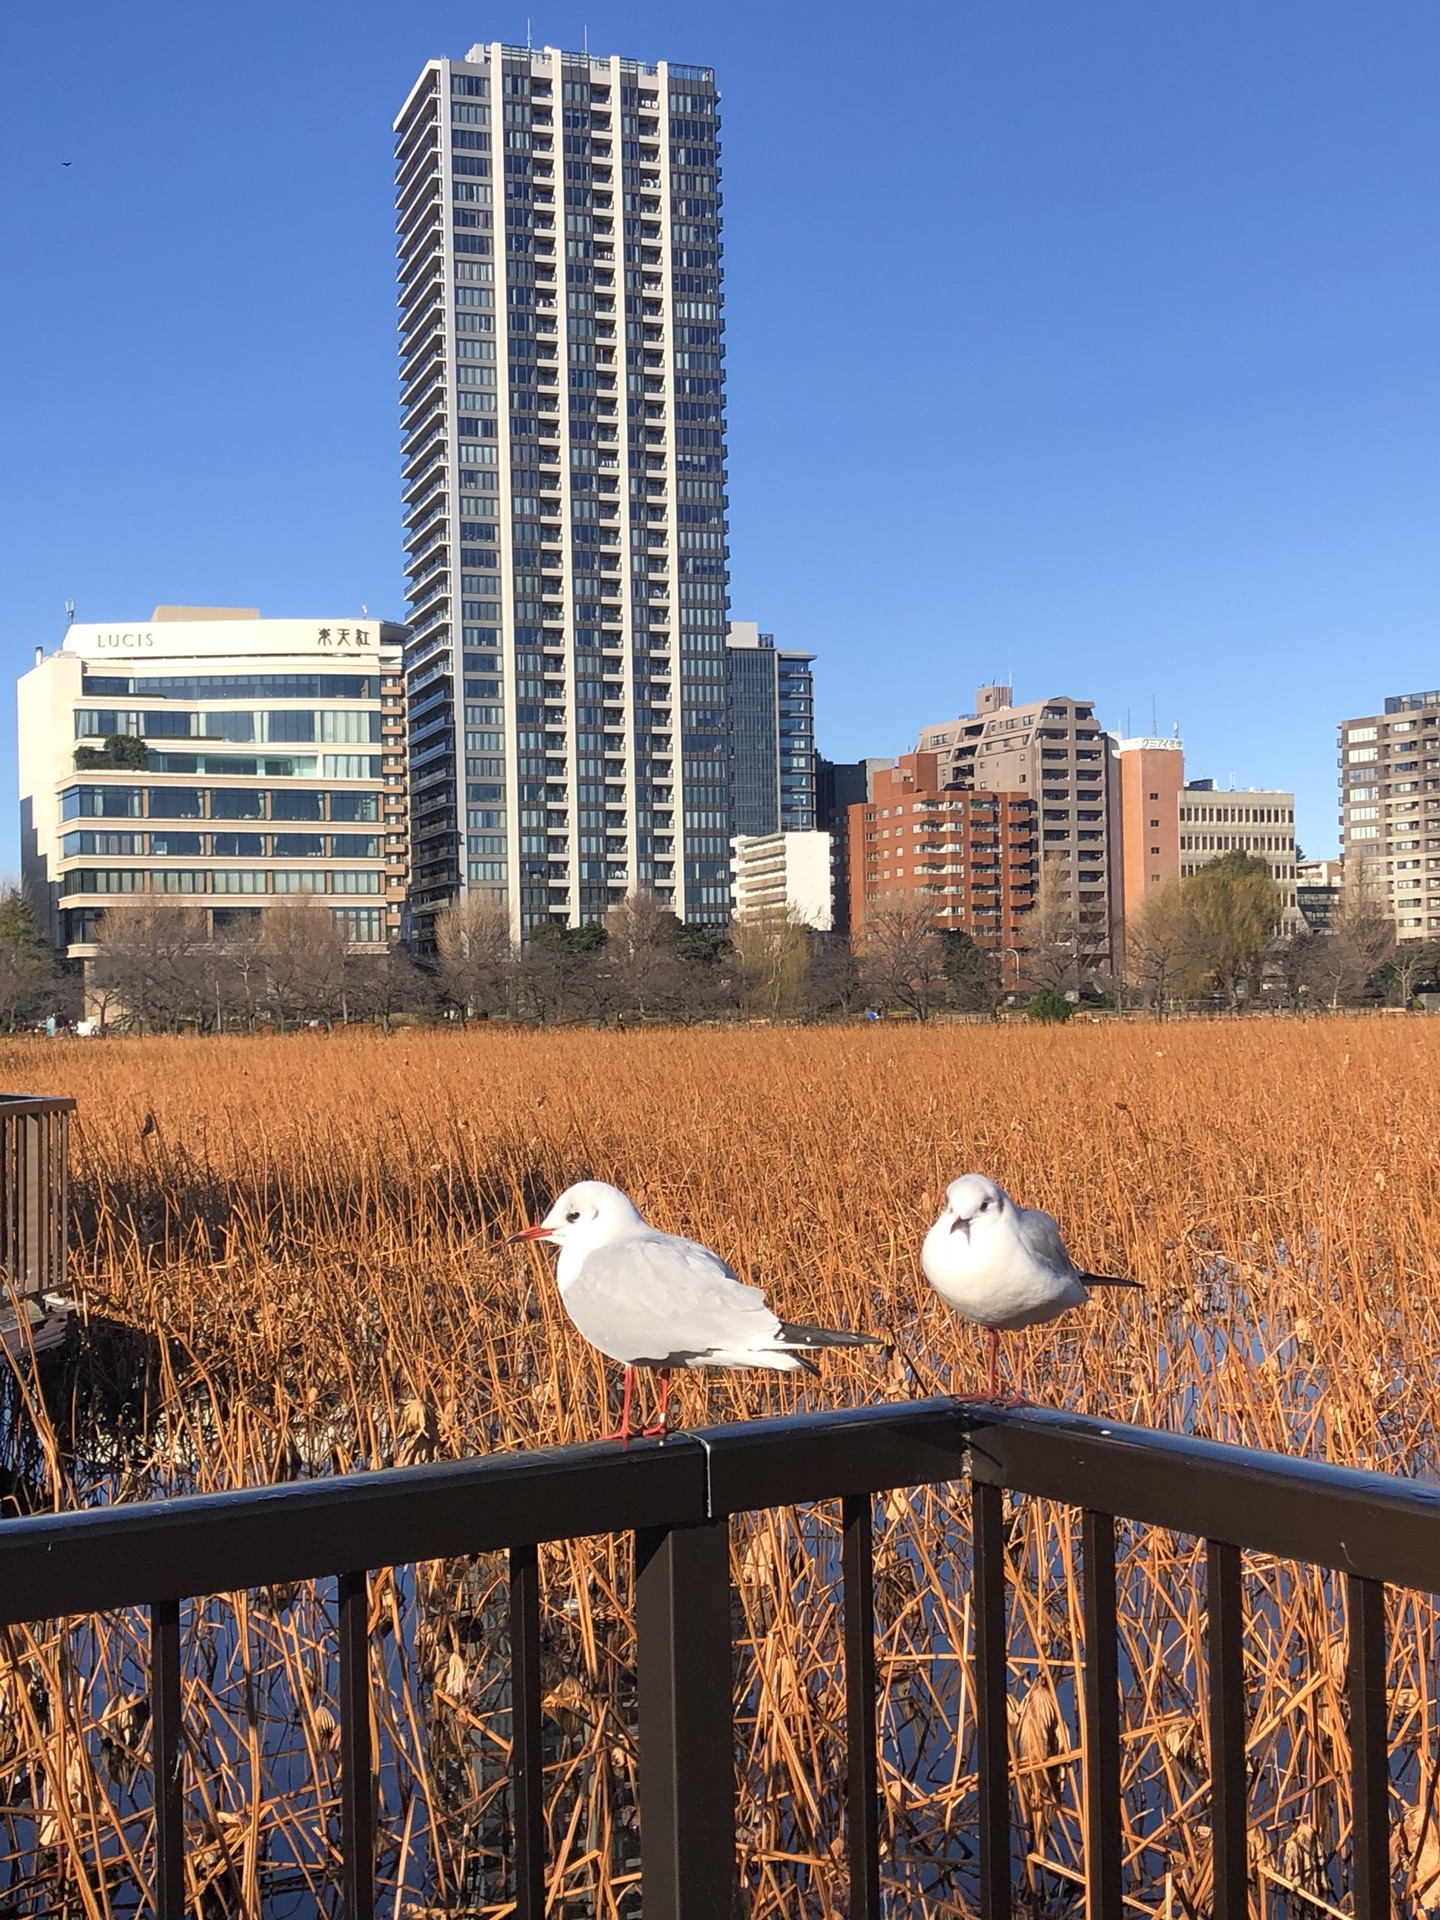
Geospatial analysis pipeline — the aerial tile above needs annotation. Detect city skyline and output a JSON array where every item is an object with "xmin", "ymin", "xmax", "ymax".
[{"xmin": 5, "ymin": 2, "xmax": 1440, "ymax": 875}]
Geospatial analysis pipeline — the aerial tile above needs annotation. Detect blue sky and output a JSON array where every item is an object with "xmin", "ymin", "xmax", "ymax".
[{"xmin": 4, "ymin": 1, "xmax": 1438, "ymax": 863}]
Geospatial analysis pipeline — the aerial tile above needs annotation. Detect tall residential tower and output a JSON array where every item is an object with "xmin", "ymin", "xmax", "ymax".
[
  {"xmin": 725, "ymin": 622, "xmax": 816, "ymax": 836},
  {"xmin": 395, "ymin": 43, "xmax": 731, "ymax": 943}
]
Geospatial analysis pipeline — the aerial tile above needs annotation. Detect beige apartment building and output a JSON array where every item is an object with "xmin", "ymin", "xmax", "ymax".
[
  {"xmin": 1338, "ymin": 691, "xmax": 1440, "ymax": 939},
  {"xmin": 917, "ymin": 686, "xmax": 1114, "ymax": 970}
]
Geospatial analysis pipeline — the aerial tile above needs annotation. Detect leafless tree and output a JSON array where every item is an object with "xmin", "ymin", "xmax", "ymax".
[
  {"xmin": 435, "ymin": 894, "xmax": 514, "ymax": 1020},
  {"xmin": 1315, "ymin": 864, "xmax": 1397, "ymax": 1007},
  {"xmin": 262, "ymin": 895, "xmax": 350, "ymax": 1027},
  {"xmin": 604, "ymin": 891, "xmax": 685, "ymax": 1018},
  {"xmin": 91, "ymin": 899, "xmax": 209, "ymax": 1029},
  {"xmin": 860, "ymin": 896, "xmax": 948, "ymax": 1021}
]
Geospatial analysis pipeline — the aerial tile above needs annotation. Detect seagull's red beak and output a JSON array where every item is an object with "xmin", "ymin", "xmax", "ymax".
[{"xmin": 507, "ymin": 1223, "xmax": 555, "ymax": 1244}]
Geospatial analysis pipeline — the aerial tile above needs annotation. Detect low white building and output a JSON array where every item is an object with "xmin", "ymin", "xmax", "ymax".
[
  {"xmin": 730, "ymin": 831, "xmax": 833, "ymax": 931},
  {"xmin": 19, "ymin": 607, "xmax": 409, "ymax": 956}
]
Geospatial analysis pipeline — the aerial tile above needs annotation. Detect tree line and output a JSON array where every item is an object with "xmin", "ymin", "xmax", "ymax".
[{"xmin": 0, "ymin": 851, "xmax": 1431, "ymax": 1034}]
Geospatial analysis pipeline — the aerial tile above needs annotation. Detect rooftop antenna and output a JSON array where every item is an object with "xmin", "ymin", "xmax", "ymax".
[
  {"xmin": 583, "ymin": 23, "xmax": 589, "ymax": 53},
  {"xmin": 526, "ymin": 16, "xmax": 532, "ymax": 49},
  {"xmin": 64, "ymin": 599, "xmax": 74, "ymax": 626}
]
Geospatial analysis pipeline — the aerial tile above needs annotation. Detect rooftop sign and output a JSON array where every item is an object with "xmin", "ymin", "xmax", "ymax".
[{"xmin": 62, "ymin": 619, "xmax": 381, "ymax": 662}]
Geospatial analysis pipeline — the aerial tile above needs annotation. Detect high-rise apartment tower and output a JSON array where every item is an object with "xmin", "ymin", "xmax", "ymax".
[
  {"xmin": 395, "ymin": 44, "xmax": 731, "ymax": 943},
  {"xmin": 725, "ymin": 622, "xmax": 816, "ymax": 836}
]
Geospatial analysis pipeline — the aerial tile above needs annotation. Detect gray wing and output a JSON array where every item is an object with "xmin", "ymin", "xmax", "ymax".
[
  {"xmin": 1013, "ymin": 1204, "xmax": 1080, "ymax": 1279},
  {"xmin": 565, "ymin": 1230, "xmax": 782, "ymax": 1365}
]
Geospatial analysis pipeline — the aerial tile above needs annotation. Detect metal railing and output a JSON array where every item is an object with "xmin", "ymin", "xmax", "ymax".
[
  {"xmin": 0, "ymin": 1093, "xmax": 73, "ymax": 1299},
  {"xmin": 1, "ymin": 1397, "xmax": 1435, "ymax": 1919}
]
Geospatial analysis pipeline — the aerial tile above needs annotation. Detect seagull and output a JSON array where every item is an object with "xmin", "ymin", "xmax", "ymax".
[
  {"xmin": 921, "ymin": 1173, "xmax": 1142, "ymax": 1402},
  {"xmin": 510, "ymin": 1180, "xmax": 883, "ymax": 1440}
]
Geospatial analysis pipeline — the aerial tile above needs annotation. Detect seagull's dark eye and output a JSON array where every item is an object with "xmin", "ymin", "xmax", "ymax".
[{"xmin": 565, "ymin": 1209, "xmax": 581, "ymax": 1224}]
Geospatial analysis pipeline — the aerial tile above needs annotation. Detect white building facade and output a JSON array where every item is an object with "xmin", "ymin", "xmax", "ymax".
[
  {"xmin": 19, "ymin": 608, "xmax": 408, "ymax": 956},
  {"xmin": 395, "ymin": 43, "xmax": 731, "ymax": 946},
  {"xmin": 730, "ymin": 831, "xmax": 833, "ymax": 931}
]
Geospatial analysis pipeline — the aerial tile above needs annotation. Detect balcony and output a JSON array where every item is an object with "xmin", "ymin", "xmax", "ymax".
[{"xmin": 0, "ymin": 1399, "xmax": 1427, "ymax": 1917}]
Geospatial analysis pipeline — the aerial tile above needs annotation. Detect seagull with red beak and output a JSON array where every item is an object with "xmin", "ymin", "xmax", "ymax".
[
  {"xmin": 922, "ymin": 1172, "xmax": 1141, "ymax": 1401},
  {"xmin": 511, "ymin": 1180, "xmax": 882, "ymax": 1441}
]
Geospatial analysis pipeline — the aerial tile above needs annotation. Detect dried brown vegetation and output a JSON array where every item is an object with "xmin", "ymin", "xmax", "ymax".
[{"xmin": 2, "ymin": 1019, "xmax": 1439, "ymax": 1917}]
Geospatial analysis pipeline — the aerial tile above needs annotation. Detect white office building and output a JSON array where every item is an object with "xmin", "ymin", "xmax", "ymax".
[
  {"xmin": 1177, "ymin": 780, "xmax": 1300, "ymax": 927},
  {"xmin": 730, "ymin": 831, "xmax": 833, "ymax": 931},
  {"xmin": 395, "ymin": 42, "xmax": 731, "ymax": 945},
  {"xmin": 18, "ymin": 608, "xmax": 409, "ymax": 956}
]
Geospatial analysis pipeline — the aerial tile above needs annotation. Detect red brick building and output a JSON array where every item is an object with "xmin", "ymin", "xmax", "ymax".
[{"xmin": 846, "ymin": 754, "xmax": 1037, "ymax": 973}]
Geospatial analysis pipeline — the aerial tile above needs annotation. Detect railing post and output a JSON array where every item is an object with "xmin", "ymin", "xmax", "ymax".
[
  {"xmin": 635, "ymin": 1520, "xmax": 735, "ymax": 1920},
  {"xmin": 842, "ymin": 1495, "xmax": 880, "ymax": 1920},
  {"xmin": 509, "ymin": 1543, "xmax": 545, "ymax": 1920},
  {"xmin": 337, "ymin": 1570, "xmax": 374, "ymax": 1920},
  {"xmin": 1081, "ymin": 1510, "xmax": 1122, "ymax": 1920},
  {"xmin": 1205, "ymin": 1540, "xmax": 1248, "ymax": 1919},
  {"xmin": 150, "ymin": 1598, "xmax": 184, "ymax": 1920},
  {"xmin": 973, "ymin": 1481, "xmax": 1011, "ymax": 1920},
  {"xmin": 1348, "ymin": 1574, "xmax": 1390, "ymax": 1920}
]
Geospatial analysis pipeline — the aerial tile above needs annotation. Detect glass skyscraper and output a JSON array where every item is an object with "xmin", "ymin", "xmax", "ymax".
[
  {"xmin": 394, "ymin": 43, "xmax": 732, "ymax": 943},
  {"xmin": 725, "ymin": 622, "xmax": 815, "ymax": 837}
]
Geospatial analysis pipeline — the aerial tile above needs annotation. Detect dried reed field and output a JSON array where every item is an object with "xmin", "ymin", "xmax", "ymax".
[{"xmin": 2, "ymin": 1019, "xmax": 1440, "ymax": 1918}]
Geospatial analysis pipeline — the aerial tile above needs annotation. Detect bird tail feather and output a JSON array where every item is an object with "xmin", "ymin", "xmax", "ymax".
[
  {"xmin": 1081, "ymin": 1274, "xmax": 1143, "ymax": 1290},
  {"xmin": 776, "ymin": 1320, "xmax": 886, "ymax": 1350}
]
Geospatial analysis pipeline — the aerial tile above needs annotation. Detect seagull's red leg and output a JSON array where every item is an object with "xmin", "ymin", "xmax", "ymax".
[
  {"xmin": 994, "ymin": 1332, "xmax": 1035, "ymax": 1409},
  {"xmin": 599, "ymin": 1366, "xmax": 635, "ymax": 1444},
  {"xmin": 642, "ymin": 1368, "xmax": 672, "ymax": 1439},
  {"xmin": 985, "ymin": 1330, "xmax": 1000, "ymax": 1399}
]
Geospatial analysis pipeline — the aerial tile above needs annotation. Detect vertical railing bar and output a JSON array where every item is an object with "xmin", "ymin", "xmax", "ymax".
[
  {"xmin": 973, "ymin": 1479, "xmax": 1010, "ymax": 1920},
  {"xmin": 338, "ymin": 1569, "xmax": 375, "ymax": 1920},
  {"xmin": 1206, "ymin": 1540, "xmax": 1248, "ymax": 1919},
  {"xmin": 150, "ymin": 1597, "xmax": 183, "ymax": 1920},
  {"xmin": 509, "ymin": 1543, "xmax": 545, "ymax": 1920},
  {"xmin": 635, "ymin": 1519, "xmax": 735, "ymax": 1920},
  {"xmin": 23, "ymin": 1112, "xmax": 39, "ymax": 1292},
  {"xmin": 1348, "ymin": 1573, "xmax": 1390, "ymax": 1920},
  {"xmin": 1081, "ymin": 1510, "xmax": 1123, "ymax": 1920},
  {"xmin": 841, "ymin": 1495, "xmax": 880, "ymax": 1920}
]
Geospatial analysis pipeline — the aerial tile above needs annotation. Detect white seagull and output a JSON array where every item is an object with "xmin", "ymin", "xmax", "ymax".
[
  {"xmin": 511, "ymin": 1180, "xmax": 883, "ymax": 1440},
  {"xmin": 921, "ymin": 1173, "xmax": 1142, "ymax": 1401}
]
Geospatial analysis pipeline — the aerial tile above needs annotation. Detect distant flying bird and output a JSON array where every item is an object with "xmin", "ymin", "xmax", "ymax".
[
  {"xmin": 511, "ymin": 1180, "xmax": 882, "ymax": 1440},
  {"xmin": 921, "ymin": 1173, "xmax": 1141, "ymax": 1401}
]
